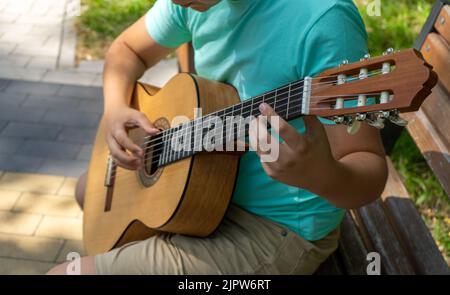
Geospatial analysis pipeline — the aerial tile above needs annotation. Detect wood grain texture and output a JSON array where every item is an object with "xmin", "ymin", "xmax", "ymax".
[
  {"xmin": 435, "ymin": 5, "xmax": 450, "ymax": 45},
  {"xmin": 358, "ymin": 200, "xmax": 416, "ymax": 275},
  {"xmin": 310, "ymin": 49, "xmax": 437, "ymax": 118},
  {"xmin": 83, "ymin": 74, "xmax": 241, "ymax": 255},
  {"xmin": 401, "ymin": 88, "xmax": 450, "ymax": 197},
  {"xmin": 336, "ymin": 212, "xmax": 369, "ymax": 275},
  {"xmin": 420, "ymin": 33, "xmax": 450, "ymax": 92}
]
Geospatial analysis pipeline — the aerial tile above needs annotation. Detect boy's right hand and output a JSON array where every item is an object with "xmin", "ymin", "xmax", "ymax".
[{"xmin": 105, "ymin": 106, "xmax": 160, "ymax": 170}]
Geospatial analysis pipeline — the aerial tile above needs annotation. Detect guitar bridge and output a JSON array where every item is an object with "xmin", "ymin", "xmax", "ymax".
[{"xmin": 104, "ymin": 154, "xmax": 116, "ymax": 187}]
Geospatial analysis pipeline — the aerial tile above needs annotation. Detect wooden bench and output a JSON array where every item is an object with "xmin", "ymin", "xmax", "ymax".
[
  {"xmin": 316, "ymin": 0, "xmax": 450, "ymax": 275},
  {"xmin": 174, "ymin": 1, "xmax": 450, "ymax": 275}
]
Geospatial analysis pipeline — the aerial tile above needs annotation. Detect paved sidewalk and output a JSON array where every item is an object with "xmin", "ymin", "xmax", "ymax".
[
  {"xmin": 0, "ymin": 0, "xmax": 179, "ymax": 86},
  {"xmin": 0, "ymin": 78, "xmax": 102, "ymax": 177},
  {"xmin": 0, "ymin": 171, "xmax": 84, "ymax": 274},
  {"xmin": 0, "ymin": 0, "xmax": 76, "ymax": 72},
  {"xmin": 0, "ymin": 0, "xmax": 179, "ymax": 274}
]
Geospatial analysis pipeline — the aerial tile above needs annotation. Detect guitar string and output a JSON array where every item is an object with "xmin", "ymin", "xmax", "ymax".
[
  {"xmin": 137, "ymin": 93, "xmax": 382, "ymax": 166},
  {"xmin": 131, "ymin": 90, "xmax": 382, "ymax": 158},
  {"xmin": 135, "ymin": 69, "xmax": 383, "ymax": 148},
  {"xmin": 109, "ymin": 69, "xmax": 387, "ymax": 169},
  {"xmin": 110, "ymin": 92, "xmax": 384, "ymax": 171},
  {"xmin": 138, "ymin": 69, "xmax": 382, "ymax": 143}
]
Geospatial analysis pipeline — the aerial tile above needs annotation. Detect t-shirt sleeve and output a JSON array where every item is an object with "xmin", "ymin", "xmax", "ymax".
[
  {"xmin": 145, "ymin": 0, "xmax": 192, "ymax": 48},
  {"xmin": 298, "ymin": 1, "xmax": 369, "ymax": 124}
]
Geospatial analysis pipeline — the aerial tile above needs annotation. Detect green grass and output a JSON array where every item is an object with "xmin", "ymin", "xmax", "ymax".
[
  {"xmin": 77, "ymin": 0, "xmax": 155, "ymax": 60},
  {"xmin": 77, "ymin": 0, "xmax": 449, "ymax": 263}
]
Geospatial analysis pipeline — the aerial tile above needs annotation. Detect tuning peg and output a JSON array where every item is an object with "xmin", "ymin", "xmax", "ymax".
[
  {"xmin": 383, "ymin": 48, "xmax": 395, "ymax": 55},
  {"xmin": 333, "ymin": 116, "xmax": 345, "ymax": 124},
  {"xmin": 360, "ymin": 53, "xmax": 371, "ymax": 61},
  {"xmin": 356, "ymin": 113, "xmax": 367, "ymax": 121},
  {"xmin": 366, "ymin": 114, "xmax": 385, "ymax": 129},
  {"xmin": 339, "ymin": 59, "xmax": 349, "ymax": 67},
  {"xmin": 347, "ymin": 120, "xmax": 361, "ymax": 135},
  {"xmin": 388, "ymin": 114, "xmax": 408, "ymax": 127}
]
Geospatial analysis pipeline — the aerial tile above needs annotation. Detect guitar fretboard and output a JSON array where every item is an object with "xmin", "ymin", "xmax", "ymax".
[{"xmin": 150, "ymin": 79, "xmax": 306, "ymax": 168}]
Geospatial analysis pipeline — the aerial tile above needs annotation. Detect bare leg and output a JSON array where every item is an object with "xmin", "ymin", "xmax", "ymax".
[
  {"xmin": 47, "ymin": 256, "xmax": 96, "ymax": 275},
  {"xmin": 75, "ymin": 171, "xmax": 87, "ymax": 209}
]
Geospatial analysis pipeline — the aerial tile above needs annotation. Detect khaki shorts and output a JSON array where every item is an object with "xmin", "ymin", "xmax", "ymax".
[{"xmin": 95, "ymin": 205, "xmax": 340, "ymax": 275}]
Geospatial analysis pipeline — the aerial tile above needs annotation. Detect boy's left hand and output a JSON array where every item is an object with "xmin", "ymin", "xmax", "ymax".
[{"xmin": 250, "ymin": 103, "xmax": 338, "ymax": 190}]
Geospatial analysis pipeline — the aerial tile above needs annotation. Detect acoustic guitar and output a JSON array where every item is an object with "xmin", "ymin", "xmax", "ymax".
[{"xmin": 83, "ymin": 48, "xmax": 437, "ymax": 255}]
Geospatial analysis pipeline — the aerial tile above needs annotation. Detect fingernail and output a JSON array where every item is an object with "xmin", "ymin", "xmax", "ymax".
[{"xmin": 259, "ymin": 103, "xmax": 268, "ymax": 113}]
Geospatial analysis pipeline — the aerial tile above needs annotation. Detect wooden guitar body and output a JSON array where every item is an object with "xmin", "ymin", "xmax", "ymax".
[{"xmin": 83, "ymin": 74, "xmax": 240, "ymax": 255}]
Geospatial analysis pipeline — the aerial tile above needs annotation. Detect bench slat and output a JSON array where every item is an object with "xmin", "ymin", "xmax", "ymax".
[
  {"xmin": 435, "ymin": 5, "xmax": 450, "ymax": 45},
  {"xmin": 358, "ymin": 200, "xmax": 416, "ymax": 274},
  {"xmin": 383, "ymin": 197, "xmax": 450, "ymax": 274},
  {"xmin": 337, "ymin": 212, "xmax": 369, "ymax": 275},
  {"xmin": 420, "ymin": 33, "xmax": 450, "ymax": 93},
  {"xmin": 401, "ymin": 103, "xmax": 450, "ymax": 197},
  {"xmin": 381, "ymin": 158, "xmax": 449, "ymax": 274}
]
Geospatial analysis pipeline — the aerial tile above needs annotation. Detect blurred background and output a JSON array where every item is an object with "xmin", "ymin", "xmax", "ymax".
[{"xmin": 0, "ymin": 0, "xmax": 448, "ymax": 274}]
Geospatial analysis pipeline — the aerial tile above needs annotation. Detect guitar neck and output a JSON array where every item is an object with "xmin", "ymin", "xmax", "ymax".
[{"xmin": 155, "ymin": 79, "xmax": 306, "ymax": 167}]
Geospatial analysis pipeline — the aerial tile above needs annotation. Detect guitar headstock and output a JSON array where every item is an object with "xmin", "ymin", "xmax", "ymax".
[{"xmin": 306, "ymin": 48, "xmax": 437, "ymax": 130}]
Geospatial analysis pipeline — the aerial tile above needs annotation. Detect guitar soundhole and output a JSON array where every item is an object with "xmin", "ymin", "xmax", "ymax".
[{"xmin": 138, "ymin": 117, "xmax": 169, "ymax": 187}]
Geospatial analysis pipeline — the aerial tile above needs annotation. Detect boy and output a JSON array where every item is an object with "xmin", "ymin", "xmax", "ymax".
[{"xmin": 48, "ymin": 0, "xmax": 387, "ymax": 275}]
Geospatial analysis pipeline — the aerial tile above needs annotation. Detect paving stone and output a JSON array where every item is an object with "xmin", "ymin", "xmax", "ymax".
[
  {"xmin": 4, "ymin": 80, "xmax": 60, "ymax": 95},
  {"xmin": 16, "ymin": 140, "xmax": 81, "ymax": 160},
  {"xmin": 0, "ymin": 105, "xmax": 47, "ymax": 123},
  {"xmin": 0, "ymin": 23, "xmax": 32, "ymax": 35},
  {"xmin": 0, "ymin": 55, "xmax": 31, "ymax": 67},
  {"xmin": 0, "ymin": 257, "xmax": 55, "ymax": 275},
  {"xmin": 0, "ymin": 42, "xmax": 15, "ymax": 55},
  {"xmin": 13, "ymin": 192, "xmax": 81, "ymax": 217},
  {"xmin": 1, "ymin": 122, "xmax": 61, "ymax": 140},
  {"xmin": 0, "ymin": 120, "xmax": 6, "ymax": 132},
  {"xmin": 30, "ymin": 24, "xmax": 61, "ymax": 36},
  {"xmin": 0, "ymin": 233, "xmax": 63, "ymax": 262},
  {"xmin": 0, "ymin": 78, "xmax": 10, "ymax": 90},
  {"xmin": 56, "ymin": 240, "xmax": 85, "ymax": 263},
  {"xmin": 0, "ymin": 90, "xmax": 28, "ymax": 106},
  {"xmin": 22, "ymin": 93, "xmax": 80, "ymax": 110},
  {"xmin": 0, "ymin": 154, "xmax": 43, "ymax": 173},
  {"xmin": 0, "ymin": 211, "xmax": 42, "ymax": 235},
  {"xmin": 0, "ymin": 190, "xmax": 21, "ymax": 210},
  {"xmin": 35, "ymin": 215, "xmax": 82, "ymax": 240},
  {"xmin": 0, "ymin": 137, "xmax": 24, "ymax": 155},
  {"xmin": 0, "ymin": 172, "xmax": 65, "ymax": 194},
  {"xmin": 0, "ymin": 66, "xmax": 47, "ymax": 81},
  {"xmin": 0, "ymin": 32, "xmax": 49, "ymax": 44},
  {"xmin": 42, "ymin": 109, "xmax": 101, "ymax": 128},
  {"xmin": 76, "ymin": 144, "xmax": 92, "ymax": 161},
  {"xmin": 77, "ymin": 98, "xmax": 103, "ymax": 113},
  {"xmin": 26, "ymin": 56, "xmax": 57, "ymax": 69},
  {"xmin": 77, "ymin": 60, "xmax": 104, "ymax": 73},
  {"xmin": 42, "ymin": 70, "xmax": 97, "ymax": 86},
  {"xmin": 57, "ymin": 127, "xmax": 97, "ymax": 144},
  {"xmin": 59, "ymin": 18, "xmax": 76, "ymax": 68},
  {"xmin": 57, "ymin": 84, "xmax": 103, "ymax": 100},
  {"xmin": 13, "ymin": 44, "xmax": 59, "ymax": 57},
  {"xmin": 57, "ymin": 177, "xmax": 77, "ymax": 196},
  {"xmin": 37, "ymin": 159, "xmax": 88, "ymax": 177}
]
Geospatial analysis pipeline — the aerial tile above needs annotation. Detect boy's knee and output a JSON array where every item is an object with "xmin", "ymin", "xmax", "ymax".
[{"xmin": 75, "ymin": 172, "xmax": 87, "ymax": 209}]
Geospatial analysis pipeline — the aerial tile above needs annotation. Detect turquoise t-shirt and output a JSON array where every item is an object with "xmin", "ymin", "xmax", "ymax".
[{"xmin": 145, "ymin": 0, "xmax": 368, "ymax": 240}]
